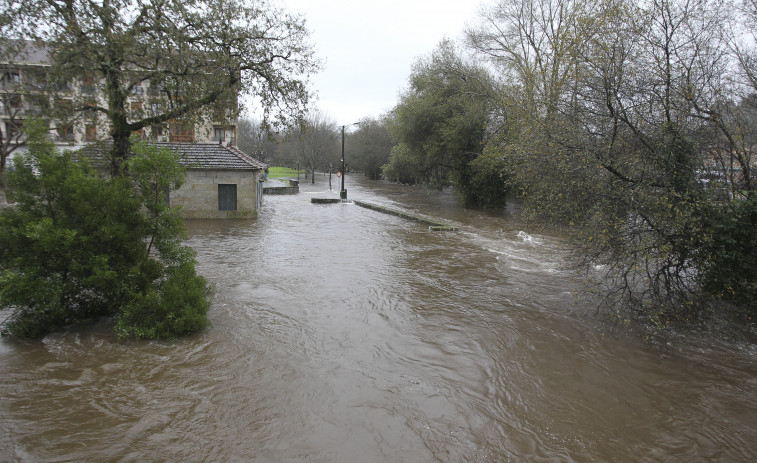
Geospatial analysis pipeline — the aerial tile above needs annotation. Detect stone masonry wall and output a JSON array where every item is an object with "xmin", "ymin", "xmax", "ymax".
[{"xmin": 171, "ymin": 169, "xmax": 260, "ymax": 219}]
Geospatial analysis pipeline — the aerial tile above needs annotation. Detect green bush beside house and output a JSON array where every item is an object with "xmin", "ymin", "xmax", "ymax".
[{"xmin": 0, "ymin": 123, "xmax": 212, "ymax": 340}]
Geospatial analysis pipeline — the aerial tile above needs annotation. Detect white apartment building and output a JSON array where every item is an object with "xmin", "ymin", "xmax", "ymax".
[
  {"xmin": 1, "ymin": 41, "xmax": 237, "ymax": 158},
  {"xmin": 1, "ymin": 41, "xmax": 268, "ymax": 219}
]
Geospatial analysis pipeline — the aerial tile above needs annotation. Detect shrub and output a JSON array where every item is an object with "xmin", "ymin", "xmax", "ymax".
[
  {"xmin": 698, "ymin": 196, "xmax": 757, "ymax": 314},
  {"xmin": 0, "ymin": 123, "xmax": 213, "ymax": 339}
]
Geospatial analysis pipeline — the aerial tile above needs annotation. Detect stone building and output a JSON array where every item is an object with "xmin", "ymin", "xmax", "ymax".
[{"xmin": 167, "ymin": 143, "xmax": 266, "ymax": 219}]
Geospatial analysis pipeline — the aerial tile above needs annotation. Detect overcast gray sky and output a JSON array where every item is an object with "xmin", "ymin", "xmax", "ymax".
[{"xmin": 274, "ymin": 0, "xmax": 486, "ymax": 124}]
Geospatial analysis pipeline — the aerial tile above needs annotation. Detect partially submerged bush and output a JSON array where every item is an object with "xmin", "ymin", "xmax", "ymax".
[{"xmin": 0, "ymin": 122, "xmax": 212, "ymax": 340}]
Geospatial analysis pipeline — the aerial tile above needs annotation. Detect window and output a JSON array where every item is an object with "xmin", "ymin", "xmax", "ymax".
[
  {"xmin": 130, "ymin": 101, "xmax": 142, "ymax": 120},
  {"xmin": 131, "ymin": 82, "xmax": 144, "ymax": 95},
  {"xmin": 169, "ymin": 120, "xmax": 193, "ymax": 143},
  {"xmin": 54, "ymin": 78, "xmax": 72, "ymax": 93},
  {"xmin": 1, "ymin": 94, "xmax": 22, "ymax": 116},
  {"xmin": 218, "ymin": 184, "xmax": 237, "ymax": 211},
  {"xmin": 55, "ymin": 123, "xmax": 74, "ymax": 142},
  {"xmin": 80, "ymin": 75, "xmax": 95, "ymax": 94},
  {"xmin": 151, "ymin": 124, "xmax": 166, "ymax": 141},
  {"xmin": 85, "ymin": 124, "xmax": 97, "ymax": 141},
  {"xmin": 25, "ymin": 94, "xmax": 49, "ymax": 116},
  {"xmin": 213, "ymin": 126, "xmax": 236, "ymax": 144},
  {"xmin": 25, "ymin": 69, "xmax": 47, "ymax": 91},
  {"xmin": 54, "ymin": 99, "xmax": 74, "ymax": 117},
  {"xmin": 1, "ymin": 71, "xmax": 20, "ymax": 89},
  {"xmin": 148, "ymin": 79, "xmax": 164, "ymax": 97},
  {"xmin": 150, "ymin": 103, "xmax": 163, "ymax": 117},
  {"xmin": 4, "ymin": 121, "xmax": 23, "ymax": 141}
]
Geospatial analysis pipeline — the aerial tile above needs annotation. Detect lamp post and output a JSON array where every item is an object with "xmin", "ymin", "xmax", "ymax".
[{"xmin": 340, "ymin": 122, "xmax": 359, "ymax": 199}]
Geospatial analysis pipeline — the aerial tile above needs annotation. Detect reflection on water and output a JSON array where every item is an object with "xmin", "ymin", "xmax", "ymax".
[{"xmin": 1, "ymin": 174, "xmax": 756, "ymax": 462}]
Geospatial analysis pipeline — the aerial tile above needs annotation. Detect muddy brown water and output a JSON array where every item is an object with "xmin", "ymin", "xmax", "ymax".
[{"xmin": 1, "ymin": 175, "xmax": 756, "ymax": 462}]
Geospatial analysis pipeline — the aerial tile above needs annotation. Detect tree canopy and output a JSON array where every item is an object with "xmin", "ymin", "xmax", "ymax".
[
  {"xmin": 383, "ymin": 40, "xmax": 507, "ymax": 207},
  {"xmin": 0, "ymin": 122, "xmax": 211, "ymax": 339},
  {"xmin": 347, "ymin": 116, "xmax": 393, "ymax": 180},
  {"xmin": 466, "ymin": 0, "xmax": 757, "ymax": 322},
  {"xmin": 1, "ymin": 0, "xmax": 319, "ymax": 173}
]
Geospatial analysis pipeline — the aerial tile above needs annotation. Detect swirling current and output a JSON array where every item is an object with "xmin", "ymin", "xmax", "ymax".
[{"xmin": 1, "ymin": 175, "xmax": 756, "ymax": 462}]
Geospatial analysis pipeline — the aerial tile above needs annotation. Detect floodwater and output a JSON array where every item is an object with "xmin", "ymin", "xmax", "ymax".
[{"xmin": 1, "ymin": 174, "xmax": 756, "ymax": 462}]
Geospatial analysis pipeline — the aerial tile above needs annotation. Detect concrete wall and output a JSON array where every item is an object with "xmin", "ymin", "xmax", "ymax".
[{"xmin": 171, "ymin": 169, "xmax": 261, "ymax": 219}]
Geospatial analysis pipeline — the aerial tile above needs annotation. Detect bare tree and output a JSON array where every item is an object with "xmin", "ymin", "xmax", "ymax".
[
  {"xmin": 2, "ymin": 0, "xmax": 319, "ymax": 175},
  {"xmin": 0, "ymin": 40, "xmax": 35, "ymax": 176},
  {"xmin": 283, "ymin": 111, "xmax": 338, "ymax": 183},
  {"xmin": 237, "ymin": 117, "xmax": 277, "ymax": 164},
  {"xmin": 466, "ymin": 0, "xmax": 595, "ymax": 121}
]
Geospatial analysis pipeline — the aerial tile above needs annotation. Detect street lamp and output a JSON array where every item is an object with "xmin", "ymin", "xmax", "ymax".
[{"xmin": 340, "ymin": 122, "xmax": 359, "ymax": 199}]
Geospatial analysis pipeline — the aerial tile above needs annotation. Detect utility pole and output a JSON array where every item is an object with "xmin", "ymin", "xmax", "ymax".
[
  {"xmin": 340, "ymin": 122, "xmax": 359, "ymax": 199},
  {"xmin": 340, "ymin": 125, "xmax": 346, "ymax": 199}
]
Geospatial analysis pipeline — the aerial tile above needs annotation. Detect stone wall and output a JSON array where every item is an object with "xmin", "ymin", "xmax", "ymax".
[{"xmin": 171, "ymin": 169, "xmax": 260, "ymax": 219}]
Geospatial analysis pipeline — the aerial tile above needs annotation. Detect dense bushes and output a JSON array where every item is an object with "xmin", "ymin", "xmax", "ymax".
[
  {"xmin": 381, "ymin": 40, "xmax": 505, "ymax": 208},
  {"xmin": 698, "ymin": 197, "xmax": 757, "ymax": 314},
  {"xmin": 0, "ymin": 124, "xmax": 211, "ymax": 340}
]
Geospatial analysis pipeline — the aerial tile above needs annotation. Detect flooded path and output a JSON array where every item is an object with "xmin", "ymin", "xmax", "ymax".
[{"xmin": 1, "ymin": 174, "xmax": 756, "ymax": 462}]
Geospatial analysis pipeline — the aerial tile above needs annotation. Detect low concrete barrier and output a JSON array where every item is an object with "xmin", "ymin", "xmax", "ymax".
[
  {"xmin": 263, "ymin": 186, "xmax": 299, "ymax": 195},
  {"xmin": 352, "ymin": 200, "xmax": 456, "ymax": 231}
]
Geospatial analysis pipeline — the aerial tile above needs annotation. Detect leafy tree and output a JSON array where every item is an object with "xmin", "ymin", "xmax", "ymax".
[
  {"xmin": 347, "ymin": 116, "xmax": 393, "ymax": 180},
  {"xmin": 383, "ymin": 40, "xmax": 504, "ymax": 207},
  {"xmin": 0, "ymin": 121, "xmax": 211, "ymax": 339},
  {"xmin": 465, "ymin": 150, "xmax": 511, "ymax": 208},
  {"xmin": 1, "ymin": 0, "xmax": 319, "ymax": 174},
  {"xmin": 468, "ymin": 0, "xmax": 757, "ymax": 321}
]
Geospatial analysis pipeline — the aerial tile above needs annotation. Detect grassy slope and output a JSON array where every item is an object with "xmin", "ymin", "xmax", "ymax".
[{"xmin": 266, "ymin": 167, "xmax": 305, "ymax": 179}]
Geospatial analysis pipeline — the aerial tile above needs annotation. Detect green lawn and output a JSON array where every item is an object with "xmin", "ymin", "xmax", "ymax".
[{"xmin": 266, "ymin": 167, "xmax": 306, "ymax": 179}]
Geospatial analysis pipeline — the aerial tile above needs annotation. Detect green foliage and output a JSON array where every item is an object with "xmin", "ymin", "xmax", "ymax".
[
  {"xmin": 115, "ymin": 262, "xmax": 211, "ymax": 340},
  {"xmin": 697, "ymin": 196, "xmax": 757, "ymax": 314},
  {"xmin": 384, "ymin": 40, "xmax": 504, "ymax": 206},
  {"xmin": 0, "ymin": 123, "xmax": 212, "ymax": 340},
  {"xmin": 348, "ymin": 117, "xmax": 393, "ymax": 180},
  {"xmin": 127, "ymin": 138, "xmax": 188, "ymax": 264},
  {"xmin": 265, "ymin": 167, "xmax": 305, "ymax": 179},
  {"xmin": 462, "ymin": 151, "xmax": 511, "ymax": 208},
  {"xmin": 382, "ymin": 143, "xmax": 434, "ymax": 186},
  {"xmin": 0, "ymin": 122, "xmax": 149, "ymax": 337}
]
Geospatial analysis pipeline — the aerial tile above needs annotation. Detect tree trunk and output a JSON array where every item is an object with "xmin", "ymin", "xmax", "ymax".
[{"xmin": 111, "ymin": 130, "xmax": 131, "ymax": 176}]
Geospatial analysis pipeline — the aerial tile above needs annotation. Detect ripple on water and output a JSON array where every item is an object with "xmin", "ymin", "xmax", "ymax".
[{"xmin": 1, "ymin": 177, "xmax": 756, "ymax": 462}]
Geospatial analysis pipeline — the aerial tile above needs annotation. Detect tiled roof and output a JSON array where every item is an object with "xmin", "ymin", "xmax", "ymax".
[
  {"xmin": 76, "ymin": 142, "xmax": 266, "ymax": 171},
  {"xmin": 1, "ymin": 40, "xmax": 51, "ymax": 65},
  {"xmin": 158, "ymin": 143, "xmax": 266, "ymax": 170}
]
